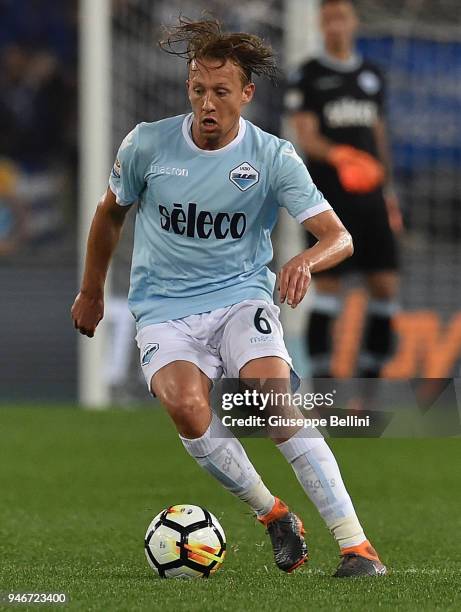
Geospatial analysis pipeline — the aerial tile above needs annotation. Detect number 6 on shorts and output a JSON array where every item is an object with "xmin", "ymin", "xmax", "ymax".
[{"xmin": 254, "ymin": 308, "xmax": 272, "ymax": 335}]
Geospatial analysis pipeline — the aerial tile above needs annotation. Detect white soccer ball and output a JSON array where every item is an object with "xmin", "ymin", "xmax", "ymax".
[{"xmin": 144, "ymin": 504, "xmax": 226, "ymax": 579}]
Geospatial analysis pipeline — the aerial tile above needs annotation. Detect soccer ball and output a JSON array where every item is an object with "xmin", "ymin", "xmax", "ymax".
[{"xmin": 144, "ymin": 504, "xmax": 226, "ymax": 578}]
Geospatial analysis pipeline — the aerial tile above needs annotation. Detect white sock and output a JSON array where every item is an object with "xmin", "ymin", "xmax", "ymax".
[
  {"xmin": 180, "ymin": 412, "xmax": 275, "ymax": 517},
  {"xmin": 277, "ymin": 429, "xmax": 366, "ymax": 548}
]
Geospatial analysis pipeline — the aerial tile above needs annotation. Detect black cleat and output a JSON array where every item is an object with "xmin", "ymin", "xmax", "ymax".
[
  {"xmin": 333, "ymin": 553, "xmax": 387, "ymax": 577},
  {"xmin": 258, "ymin": 498, "xmax": 308, "ymax": 572}
]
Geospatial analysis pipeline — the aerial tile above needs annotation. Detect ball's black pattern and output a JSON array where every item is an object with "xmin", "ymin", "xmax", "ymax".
[{"xmin": 144, "ymin": 506, "xmax": 226, "ymax": 578}]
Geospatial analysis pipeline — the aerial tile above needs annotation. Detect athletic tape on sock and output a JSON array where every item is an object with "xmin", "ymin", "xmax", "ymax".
[{"xmin": 329, "ymin": 515, "xmax": 366, "ymax": 549}]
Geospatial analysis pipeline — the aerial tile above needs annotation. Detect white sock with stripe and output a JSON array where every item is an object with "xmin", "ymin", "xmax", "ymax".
[
  {"xmin": 277, "ymin": 429, "xmax": 366, "ymax": 548},
  {"xmin": 180, "ymin": 412, "xmax": 275, "ymax": 517}
]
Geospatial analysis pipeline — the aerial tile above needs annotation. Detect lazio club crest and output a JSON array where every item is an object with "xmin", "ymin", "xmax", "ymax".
[
  {"xmin": 229, "ymin": 162, "xmax": 260, "ymax": 192},
  {"xmin": 141, "ymin": 343, "xmax": 159, "ymax": 366}
]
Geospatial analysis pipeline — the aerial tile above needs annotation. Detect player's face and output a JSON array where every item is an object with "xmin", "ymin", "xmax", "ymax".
[
  {"xmin": 321, "ymin": 1, "xmax": 358, "ymax": 54},
  {"xmin": 187, "ymin": 57, "xmax": 255, "ymax": 150}
]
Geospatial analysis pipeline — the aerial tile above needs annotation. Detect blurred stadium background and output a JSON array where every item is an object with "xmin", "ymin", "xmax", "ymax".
[{"xmin": 1, "ymin": 0, "xmax": 460, "ymax": 405}]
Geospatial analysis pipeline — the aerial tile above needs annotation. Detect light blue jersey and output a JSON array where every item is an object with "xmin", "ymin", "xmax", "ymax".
[{"xmin": 109, "ymin": 113, "xmax": 331, "ymax": 328}]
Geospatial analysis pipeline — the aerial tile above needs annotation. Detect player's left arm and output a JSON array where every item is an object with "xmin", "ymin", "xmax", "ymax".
[{"xmin": 278, "ymin": 210, "xmax": 353, "ymax": 308}]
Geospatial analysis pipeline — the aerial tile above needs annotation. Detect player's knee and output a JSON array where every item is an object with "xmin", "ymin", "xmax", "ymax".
[{"xmin": 155, "ymin": 382, "xmax": 210, "ymax": 437}]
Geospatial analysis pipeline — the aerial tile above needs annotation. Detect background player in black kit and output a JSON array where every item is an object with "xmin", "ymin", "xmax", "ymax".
[{"xmin": 285, "ymin": 0, "xmax": 403, "ymax": 383}]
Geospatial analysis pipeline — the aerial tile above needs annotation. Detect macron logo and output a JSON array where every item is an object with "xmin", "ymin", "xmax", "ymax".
[{"xmin": 151, "ymin": 164, "xmax": 189, "ymax": 177}]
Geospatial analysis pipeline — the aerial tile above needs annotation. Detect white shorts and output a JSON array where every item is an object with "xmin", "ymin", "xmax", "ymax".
[{"xmin": 135, "ymin": 300, "xmax": 299, "ymax": 394}]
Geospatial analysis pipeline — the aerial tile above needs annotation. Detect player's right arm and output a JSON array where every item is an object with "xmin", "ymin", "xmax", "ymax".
[
  {"xmin": 72, "ymin": 123, "xmax": 148, "ymax": 336},
  {"xmin": 291, "ymin": 111, "xmax": 333, "ymax": 162},
  {"xmin": 71, "ymin": 187, "xmax": 132, "ymax": 337},
  {"xmin": 285, "ymin": 67, "xmax": 334, "ymax": 163}
]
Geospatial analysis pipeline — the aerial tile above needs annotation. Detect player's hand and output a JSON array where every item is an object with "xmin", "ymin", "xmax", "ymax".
[
  {"xmin": 385, "ymin": 190, "xmax": 404, "ymax": 234},
  {"xmin": 328, "ymin": 145, "xmax": 385, "ymax": 194},
  {"xmin": 278, "ymin": 254, "xmax": 312, "ymax": 308},
  {"xmin": 71, "ymin": 290, "xmax": 104, "ymax": 337}
]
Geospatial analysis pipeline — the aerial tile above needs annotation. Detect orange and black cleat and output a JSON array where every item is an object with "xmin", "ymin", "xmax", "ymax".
[
  {"xmin": 333, "ymin": 540, "xmax": 387, "ymax": 577},
  {"xmin": 258, "ymin": 498, "xmax": 308, "ymax": 573}
]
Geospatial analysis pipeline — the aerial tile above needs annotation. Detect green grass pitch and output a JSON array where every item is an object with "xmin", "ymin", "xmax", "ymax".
[{"xmin": 1, "ymin": 406, "xmax": 460, "ymax": 611}]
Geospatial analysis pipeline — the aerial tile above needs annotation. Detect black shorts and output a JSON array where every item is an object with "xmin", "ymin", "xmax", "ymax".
[{"xmin": 308, "ymin": 189, "xmax": 399, "ymax": 276}]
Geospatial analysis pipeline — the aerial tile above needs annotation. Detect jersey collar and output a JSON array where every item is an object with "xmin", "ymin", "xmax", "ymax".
[
  {"xmin": 182, "ymin": 113, "xmax": 246, "ymax": 155},
  {"xmin": 318, "ymin": 51, "xmax": 363, "ymax": 73}
]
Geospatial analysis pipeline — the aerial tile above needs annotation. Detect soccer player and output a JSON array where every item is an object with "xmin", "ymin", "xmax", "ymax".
[
  {"xmin": 72, "ymin": 18, "xmax": 386, "ymax": 577},
  {"xmin": 285, "ymin": 0, "xmax": 401, "ymax": 383}
]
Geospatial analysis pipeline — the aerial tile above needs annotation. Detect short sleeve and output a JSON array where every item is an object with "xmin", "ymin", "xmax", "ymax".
[
  {"xmin": 109, "ymin": 124, "xmax": 147, "ymax": 206},
  {"xmin": 272, "ymin": 140, "xmax": 332, "ymax": 223},
  {"xmin": 284, "ymin": 66, "xmax": 319, "ymax": 115}
]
